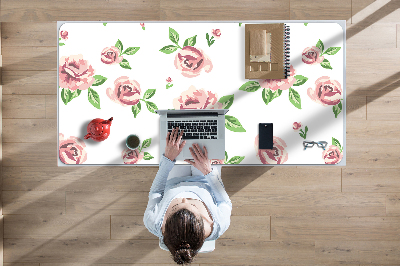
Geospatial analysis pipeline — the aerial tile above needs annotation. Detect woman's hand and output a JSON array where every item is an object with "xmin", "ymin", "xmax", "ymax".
[
  {"xmin": 184, "ymin": 143, "xmax": 212, "ymax": 176},
  {"xmin": 165, "ymin": 127, "xmax": 186, "ymax": 161}
]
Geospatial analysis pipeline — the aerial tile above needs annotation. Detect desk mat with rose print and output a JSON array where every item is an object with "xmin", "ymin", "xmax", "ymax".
[{"xmin": 58, "ymin": 21, "xmax": 346, "ymax": 166}]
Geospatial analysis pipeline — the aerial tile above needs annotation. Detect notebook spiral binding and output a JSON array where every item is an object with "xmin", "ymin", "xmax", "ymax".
[{"xmin": 284, "ymin": 24, "xmax": 291, "ymax": 78}]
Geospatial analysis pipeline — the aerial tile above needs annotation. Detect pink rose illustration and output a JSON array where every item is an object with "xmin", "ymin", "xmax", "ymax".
[
  {"xmin": 302, "ymin": 46, "xmax": 324, "ymax": 65},
  {"xmin": 60, "ymin": 30, "xmax": 68, "ymax": 40},
  {"xmin": 122, "ymin": 148, "xmax": 144, "ymax": 164},
  {"xmin": 59, "ymin": 54, "xmax": 95, "ymax": 91},
  {"xmin": 59, "ymin": 133, "xmax": 87, "ymax": 164},
  {"xmin": 307, "ymin": 76, "xmax": 342, "ymax": 106},
  {"xmin": 322, "ymin": 145, "xmax": 343, "ymax": 164},
  {"xmin": 174, "ymin": 46, "xmax": 213, "ymax": 78},
  {"xmin": 106, "ymin": 76, "xmax": 141, "ymax": 106},
  {"xmin": 212, "ymin": 29, "xmax": 221, "ymax": 39},
  {"xmin": 140, "ymin": 23, "xmax": 145, "ymax": 27},
  {"xmin": 173, "ymin": 86, "xmax": 223, "ymax": 110},
  {"xmin": 101, "ymin": 46, "xmax": 124, "ymax": 65},
  {"xmin": 293, "ymin": 122, "xmax": 302, "ymax": 131},
  {"xmin": 210, "ymin": 159, "xmax": 224, "ymax": 164},
  {"xmin": 166, "ymin": 77, "xmax": 172, "ymax": 83},
  {"xmin": 255, "ymin": 135, "xmax": 288, "ymax": 164},
  {"xmin": 258, "ymin": 65, "xmax": 296, "ymax": 91}
]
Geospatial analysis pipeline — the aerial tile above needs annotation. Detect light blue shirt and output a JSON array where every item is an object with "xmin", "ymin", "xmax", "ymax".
[{"xmin": 143, "ymin": 155, "xmax": 232, "ymax": 243}]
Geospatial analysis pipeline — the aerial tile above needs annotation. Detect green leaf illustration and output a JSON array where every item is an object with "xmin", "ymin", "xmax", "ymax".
[
  {"xmin": 239, "ymin": 81, "xmax": 261, "ymax": 92},
  {"xmin": 88, "ymin": 88, "xmax": 101, "ymax": 109},
  {"xmin": 293, "ymin": 75, "xmax": 308, "ymax": 86},
  {"xmin": 159, "ymin": 45, "xmax": 178, "ymax": 54},
  {"xmin": 145, "ymin": 101, "xmax": 158, "ymax": 113},
  {"xmin": 289, "ymin": 87, "xmax": 301, "ymax": 109},
  {"xmin": 61, "ymin": 88, "xmax": 72, "ymax": 105},
  {"xmin": 239, "ymin": 23, "xmax": 243, "ymax": 27},
  {"xmin": 166, "ymin": 84, "xmax": 174, "ymax": 89},
  {"xmin": 225, "ymin": 151, "xmax": 228, "ymax": 162},
  {"xmin": 227, "ymin": 156, "xmax": 245, "ymax": 164},
  {"xmin": 169, "ymin": 27, "xmax": 179, "ymax": 45},
  {"xmin": 141, "ymin": 138, "xmax": 152, "ymax": 149},
  {"xmin": 218, "ymin": 94, "xmax": 234, "ymax": 109},
  {"xmin": 305, "ymin": 126, "xmax": 308, "ymax": 134},
  {"xmin": 143, "ymin": 152, "xmax": 154, "ymax": 160},
  {"xmin": 304, "ymin": 23, "xmax": 308, "ymax": 26},
  {"xmin": 332, "ymin": 137, "xmax": 342, "ymax": 150},
  {"xmin": 70, "ymin": 89, "xmax": 82, "ymax": 100},
  {"xmin": 262, "ymin": 88, "xmax": 282, "ymax": 105},
  {"xmin": 120, "ymin": 59, "xmax": 132, "ymax": 70},
  {"xmin": 123, "ymin": 47, "xmax": 140, "ymax": 55},
  {"xmin": 225, "ymin": 115, "xmax": 246, "ymax": 132},
  {"xmin": 321, "ymin": 58, "xmax": 333, "ymax": 70},
  {"xmin": 324, "ymin": 47, "xmax": 341, "ymax": 55},
  {"xmin": 92, "ymin": 75, "xmax": 107, "ymax": 86},
  {"xmin": 143, "ymin": 89, "xmax": 156, "ymax": 100},
  {"xmin": 142, "ymin": 27, "xmax": 145, "ymax": 30},
  {"xmin": 103, "ymin": 23, "xmax": 107, "ymax": 26},
  {"xmin": 316, "ymin": 39, "xmax": 324, "ymax": 53},
  {"xmin": 115, "ymin": 39, "xmax": 123, "ymax": 54},
  {"xmin": 59, "ymin": 43, "xmax": 65, "ymax": 46},
  {"xmin": 333, "ymin": 101, "xmax": 342, "ymax": 118},
  {"xmin": 206, "ymin": 33, "xmax": 211, "ymax": 47},
  {"xmin": 59, "ymin": 38, "xmax": 62, "ymax": 41},
  {"xmin": 132, "ymin": 102, "xmax": 141, "ymax": 118},
  {"xmin": 183, "ymin": 35, "xmax": 197, "ymax": 47}
]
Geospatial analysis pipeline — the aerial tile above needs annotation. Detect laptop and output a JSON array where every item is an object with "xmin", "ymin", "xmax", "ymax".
[{"xmin": 156, "ymin": 109, "xmax": 229, "ymax": 160}]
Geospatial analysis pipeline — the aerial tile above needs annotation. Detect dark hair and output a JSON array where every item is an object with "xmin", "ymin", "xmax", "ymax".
[{"xmin": 163, "ymin": 208, "xmax": 205, "ymax": 264}]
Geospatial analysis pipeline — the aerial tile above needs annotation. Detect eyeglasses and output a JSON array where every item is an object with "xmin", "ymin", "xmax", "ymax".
[{"xmin": 303, "ymin": 141, "xmax": 328, "ymax": 150}]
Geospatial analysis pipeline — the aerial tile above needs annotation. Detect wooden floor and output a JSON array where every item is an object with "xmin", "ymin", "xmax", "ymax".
[{"xmin": 1, "ymin": 0, "xmax": 400, "ymax": 265}]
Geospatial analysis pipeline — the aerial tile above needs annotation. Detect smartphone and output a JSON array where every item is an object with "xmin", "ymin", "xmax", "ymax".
[{"xmin": 259, "ymin": 123, "xmax": 273, "ymax": 149}]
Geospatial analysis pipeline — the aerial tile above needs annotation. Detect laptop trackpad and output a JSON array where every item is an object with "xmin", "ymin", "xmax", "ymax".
[{"xmin": 182, "ymin": 140, "xmax": 221, "ymax": 159}]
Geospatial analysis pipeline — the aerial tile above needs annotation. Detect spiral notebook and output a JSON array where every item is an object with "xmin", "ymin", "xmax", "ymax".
[{"xmin": 245, "ymin": 23, "xmax": 290, "ymax": 79}]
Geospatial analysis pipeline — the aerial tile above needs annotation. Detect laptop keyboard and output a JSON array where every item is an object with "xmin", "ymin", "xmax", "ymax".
[{"xmin": 168, "ymin": 120, "xmax": 218, "ymax": 139}]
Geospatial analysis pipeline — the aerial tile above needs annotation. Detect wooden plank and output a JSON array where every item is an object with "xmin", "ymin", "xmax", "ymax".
[
  {"xmin": 231, "ymin": 191, "xmax": 386, "ymax": 216},
  {"xmin": 290, "ymin": 0, "xmax": 351, "ymax": 20},
  {"xmin": 347, "ymin": 23, "xmax": 396, "ymax": 49},
  {"xmin": 3, "ymin": 238, "xmax": 315, "ymax": 264},
  {"xmin": 41, "ymin": 264, "xmax": 198, "ymax": 266},
  {"xmin": 273, "ymin": 216, "xmax": 400, "ymax": 241},
  {"xmin": 160, "ymin": 0, "xmax": 289, "ymax": 20},
  {"xmin": 346, "ymin": 144, "xmax": 400, "ymax": 168},
  {"xmin": 66, "ymin": 191, "xmax": 148, "ymax": 215},
  {"xmin": 1, "ymin": 71, "xmax": 57, "ymax": 95},
  {"xmin": 1, "ymin": 22, "xmax": 56, "ymax": 46},
  {"xmin": 46, "ymin": 95, "xmax": 57, "ymax": 119},
  {"xmin": 346, "ymin": 96, "xmax": 366, "ymax": 120},
  {"xmin": 346, "ymin": 120, "xmax": 400, "ymax": 145},
  {"xmin": 2, "ymin": 119, "xmax": 56, "ymax": 143},
  {"xmin": 1, "ymin": 46, "xmax": 57, "ymax": 71},
  {"xmin": 2, "ymin": 191, "xmax": 65, "ymax": 215},
  {"xmin": 352, "ymin": 0, "xmax": 400, "ymax": 24},
  {"xmin": 2, "ymin": 142, "xmax": 56, "ymax": 167},
  {"xmin": 223, "ymin": 166, "xmax": 341, "ymax": 192},
  {"xmin": 351, "ymin": 0, "xmax": 375, "ymax": 23},
  {"xmin": 316, "ymin": 240, "xmax": 400, "ymax": 264},
  {"xmin": 343, "ymin": 168, "xmax": 400, "ymax": 193},
  {"xmin": 347, "ymin": 70, "xmax": 400, "ymax": 98},
  {"xmin": 0, "ymin": 0, "xmax": 160, "ymax": 22},
  {"xmin": 4, "ymin": 214, "xmax": 110, "ymax": 239},
  {"xmin": 398, "ymin": 24, "xmax": 400, "ymax": 48},
  {"xmin": 386, "ymin": 194, "xmax": 400, "ymax": 216},
  {"xmin": 2, "ymin": 95, "xmax": 45, "ymax": 119},
  {"xmin": 2, "ymin": 166, "xmax": 158, "ymax": 192},
  {"xmin": 111, "ymin": 215, "xmax": 270, "ymax": 240},
  {"xmin": 4, "ymin": 264, "xmax": 40, "ymax": 266},
  {"xmin": 367, "ymin": 96, "xmax": 400, "ymax": 121}
]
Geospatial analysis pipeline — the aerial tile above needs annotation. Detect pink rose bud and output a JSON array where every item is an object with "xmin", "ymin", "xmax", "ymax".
[
  {"xmin": 59, "ymin": 133, "xmax": 87, "ymax": 164},
  {"xmin": 255, "ymin": 135, "xmax": 288, "ymax": 164},
  {"xmin": 140, "ymin": 23, "xmax": 145, "ymax": 27},
  {"xmin": 307, "ymin": 76, "xmax": 342, "ymax": 106},
  {"xmin": 174, "ymin": 46, "xmax": 213, "ymax": 78},
  {"xmin": 122, "ymin": 148, "xmax": 144, "ymax": 164},
  {"xmin": 293, "ymin": 122, "xmax": 302, "ymax": 131},
  {"xmin": 302, "ymin": 46, "xmax": 324, "ymax": 65},
  {"xmin": 322, "ymin": 145, "xmax": 343, "ymax": 164},
  {"xmin": 166, "ymin": 77, "xmax": 172, "ymax": 83},
  {"xmin": 60, "ymin": 30, "xmax": 68, "ymax": 40},
  {"xmin": 59, "ymin": 54, "xmax": 95, "ymax": 91},
  {"xmin": 101, "ymin": 46, "xmax": 124, "ymax": 65},
  {"xmin": 212, "ymin": 29, "xmax": 221, "ymax": 39},
  {"xmin": 173, "ymin": 85, "xmax": 223, "ymax": 110}
]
